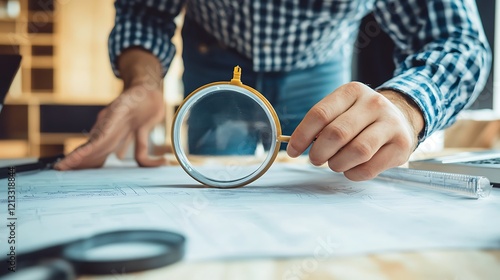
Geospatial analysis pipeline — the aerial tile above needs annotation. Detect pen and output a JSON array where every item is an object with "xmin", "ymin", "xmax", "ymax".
[
  {"xmin": 377, "ymin": 167, "xmax": 492, "ymax": 199},
  {"xmin": 0, "ymin": 154, "xmax": 65, "ymax": 179}
]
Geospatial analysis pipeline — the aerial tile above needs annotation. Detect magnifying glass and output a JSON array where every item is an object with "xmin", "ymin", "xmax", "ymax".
[
  {"xmin": 0, "ymin": 230, "xmax": 185, "ymax": 280},
  {"xmin": 172, "ymin": 66, "xmax": 291, "ymax": 188}
]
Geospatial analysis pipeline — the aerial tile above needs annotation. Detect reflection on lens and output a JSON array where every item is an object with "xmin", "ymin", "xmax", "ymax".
[
  {"xmin": 82, "ymin": 242, "xmax": 168, "ymax": 261},
  {"xmin": 173, "ymin": 84, "xmax": 278, "ymax": 187},
  {"xmin": 184, "ymin": 89, "xmax": 273, "ymax": 155}
]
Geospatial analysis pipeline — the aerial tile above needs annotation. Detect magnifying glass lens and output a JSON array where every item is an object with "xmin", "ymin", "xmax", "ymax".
[
  {"xmin": 81, "ymin": 242, "xmax": 169, "ymax": 261},
  {"xmin": 176, "ymin": 85, "xmax": 278, "ymax": 187}
]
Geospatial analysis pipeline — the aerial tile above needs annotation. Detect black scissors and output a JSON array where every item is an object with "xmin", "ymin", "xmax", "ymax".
[{"xmin": 0, "ymin": 229, "xmax": 185, "ymax": 279}]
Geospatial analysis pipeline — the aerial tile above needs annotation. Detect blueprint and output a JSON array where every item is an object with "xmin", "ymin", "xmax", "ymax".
[{"xmin": 1, "ymin": 160, "xmax": 499, "ymax": 261}]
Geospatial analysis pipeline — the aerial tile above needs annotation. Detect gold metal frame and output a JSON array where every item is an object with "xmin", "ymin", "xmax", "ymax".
[{"xmin": 171, "ymin": 66, "xmax": 290, "ymax": 188}]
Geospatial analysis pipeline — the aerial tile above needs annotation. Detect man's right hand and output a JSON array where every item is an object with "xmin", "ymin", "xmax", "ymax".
[{"xmin": 55, "ymin": 48, "xmax": 167, "ymax": 170}]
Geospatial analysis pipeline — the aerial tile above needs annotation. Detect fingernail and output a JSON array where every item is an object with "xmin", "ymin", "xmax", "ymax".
[{"xmin": 287, "ymin": 144, "xmax": 299, "ymax": 158}]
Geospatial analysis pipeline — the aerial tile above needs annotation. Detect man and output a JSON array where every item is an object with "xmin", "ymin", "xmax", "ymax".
[{"xmin": 56, "ymin": 0, "xmax": 491, "ymax": 182}]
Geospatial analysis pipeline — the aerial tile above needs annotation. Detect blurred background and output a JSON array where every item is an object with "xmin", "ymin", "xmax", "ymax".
[
  {"xmin": 0, "ymin": 0, "xmax": 184, "ymax": 159},
  {"xmin": 0, "ymin": 0, "xmax": 498, "ymax": 159}
]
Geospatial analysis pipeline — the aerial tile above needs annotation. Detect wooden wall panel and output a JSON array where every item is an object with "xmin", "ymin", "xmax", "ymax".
[{"xmin": 57, "ymin": 0, "xmax": 120, "ymax": 102}]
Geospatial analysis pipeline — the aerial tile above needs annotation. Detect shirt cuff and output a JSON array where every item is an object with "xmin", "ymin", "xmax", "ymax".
[
  {"xmin": 377, "ymin": 70, "xmax": 442, "ymax": 144},
  {"xmin": 108, "ymin": 22, "xmax": 175, "ymax": 78}
]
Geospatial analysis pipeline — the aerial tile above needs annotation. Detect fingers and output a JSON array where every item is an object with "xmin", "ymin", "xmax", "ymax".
[
  {"xmin": 134, "ymin": 125, "xmax": 167, "ymax": 167},
  {"xmin": 287, "ymin": 82, "xmax": 363, "ymax": 157},
  {"xmin": 57, "ymin": 123, "xmax": 166, "ymax": 170},
  {"xmin": 115, "ymin": 133, "xmax": 133, "ymax": 159},
  {"xmin": 325, "ymin": 122, "xmax": 395, "ymax": 173},
  {"xmin": 342, "ymin": 143, "xmax": 409, "ymax": 181},
  {"xmin": 55, "ymin": 108, "xmax": 131, "ymax": 170},
  {"xmin": 151, "ymin": 144, "xmax": 174, "ymax": 155},
  {"xmin": 308, "ymin": 101, "xmax": 378, "ymax": 166},
  {"xmin": 55, "ymin": 141, "xmax": 106, "ymax": 170},
  {"xmin": 55, "ymin": 83, "xmax": 167, "ymax": 170},
  {"xmin": 286, "ymin": 81, "xmax": 419, "ymax": 182},
  {"xmin": 55, "ymin": 125, "xmax": 130, "ymax": 170}
]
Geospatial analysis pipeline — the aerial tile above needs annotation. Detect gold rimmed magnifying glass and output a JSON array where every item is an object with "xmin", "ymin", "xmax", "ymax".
[{"xmin": 172, "ymin": 66, "xmax": 291, "ymax": 188}]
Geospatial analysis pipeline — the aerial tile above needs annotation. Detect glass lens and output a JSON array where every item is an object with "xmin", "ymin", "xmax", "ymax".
[{"xmin": 173, "ymin": 84, "xmax": 278, "ymax": 188}]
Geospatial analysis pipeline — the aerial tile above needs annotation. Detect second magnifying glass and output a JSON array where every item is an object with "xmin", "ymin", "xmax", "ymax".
[{"xmin": 172, "ymin": 66, "xmax": 291, "ymax": 188}]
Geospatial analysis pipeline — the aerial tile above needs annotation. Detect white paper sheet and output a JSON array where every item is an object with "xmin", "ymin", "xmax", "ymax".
[{"xmin": 1, "ymin": 161, "xmax": 499, "ymax": 261}]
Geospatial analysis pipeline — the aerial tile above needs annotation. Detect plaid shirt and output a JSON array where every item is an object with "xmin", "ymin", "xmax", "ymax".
[{"xmin": 109, "ymin": 0, "xmax": 491, "ymax": 142}]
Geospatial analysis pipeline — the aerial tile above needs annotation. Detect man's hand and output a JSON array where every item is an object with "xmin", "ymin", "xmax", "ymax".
[
  {"xmin": 55, "ymin": 85, "xmax": 165, "ymax": 170},
  {"xmin": 55, "ymin": 48, "xmax": 166, "ymax": 170},
  {"xmin": 286, "ymin": 82, "xmax": 424, "ymax": 181}
]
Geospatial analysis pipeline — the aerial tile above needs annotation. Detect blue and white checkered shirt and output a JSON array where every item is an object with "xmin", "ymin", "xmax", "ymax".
[{"xmin": 109, "ymin": 0, "xmax": 491, "ymax": 142}]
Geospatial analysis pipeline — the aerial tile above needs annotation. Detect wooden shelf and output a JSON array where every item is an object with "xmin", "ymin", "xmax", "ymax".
[
  {"xmin": 30, "ymin": 55, "xmax": 53, "ymax": 64},
  {"xmin": 26, "ymin": 34, "xmax": 56, "ymax": 44},
  {"xmin": 0, "ymin": 0, "xmax": 181, "ymax": 159},
  {"xmin": 0, "ymin": 0, "xmax": 122, "ymax": 159},
  {"xmin": 27, "ymin": 11, "xmax": 56, "ymax": 22},
  {"xmin": 0, "ymin": 140, "xmax": 30, "ymax": 158},
  {"xmin": 0, "ymin": 17, "xmax": 17, "ymax": 23},
  {"xmin": 0, "ymin": 21, "xmax": 16, "ymax": 32},
  {"xmin": 0, "ymin": 36, "xmax": 26, "ymax": 45},
  {"xmin": 39, "ymin": 133, "xmax": 87, "ymax": 144},
  {"xmin": 5, "ymin": 93, "xmax": 114, "ymax": 105}
]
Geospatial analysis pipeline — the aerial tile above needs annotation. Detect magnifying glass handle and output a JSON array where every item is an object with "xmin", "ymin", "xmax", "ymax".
[
  {"xmin": 278, "ymin": 135, "xmax": 291, "ymax": 142},
  {"xmin": 278, "ymin": 135, "xmax": 322, "ymax": 144}
]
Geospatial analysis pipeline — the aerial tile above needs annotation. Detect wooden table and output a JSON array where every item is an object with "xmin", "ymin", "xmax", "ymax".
[{"xmin": 80, "ymin": 250, "xmax": 500, "ymax": 280}]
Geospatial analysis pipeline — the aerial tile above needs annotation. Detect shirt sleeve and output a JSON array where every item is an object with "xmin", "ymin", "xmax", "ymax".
[
  {"xmin": 372, "ymin": 0, "xmax": 492, "ymax": 142},
  {"xmin": 108, "ymin": 0, "xmax": 185, "ymax": 77}
]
